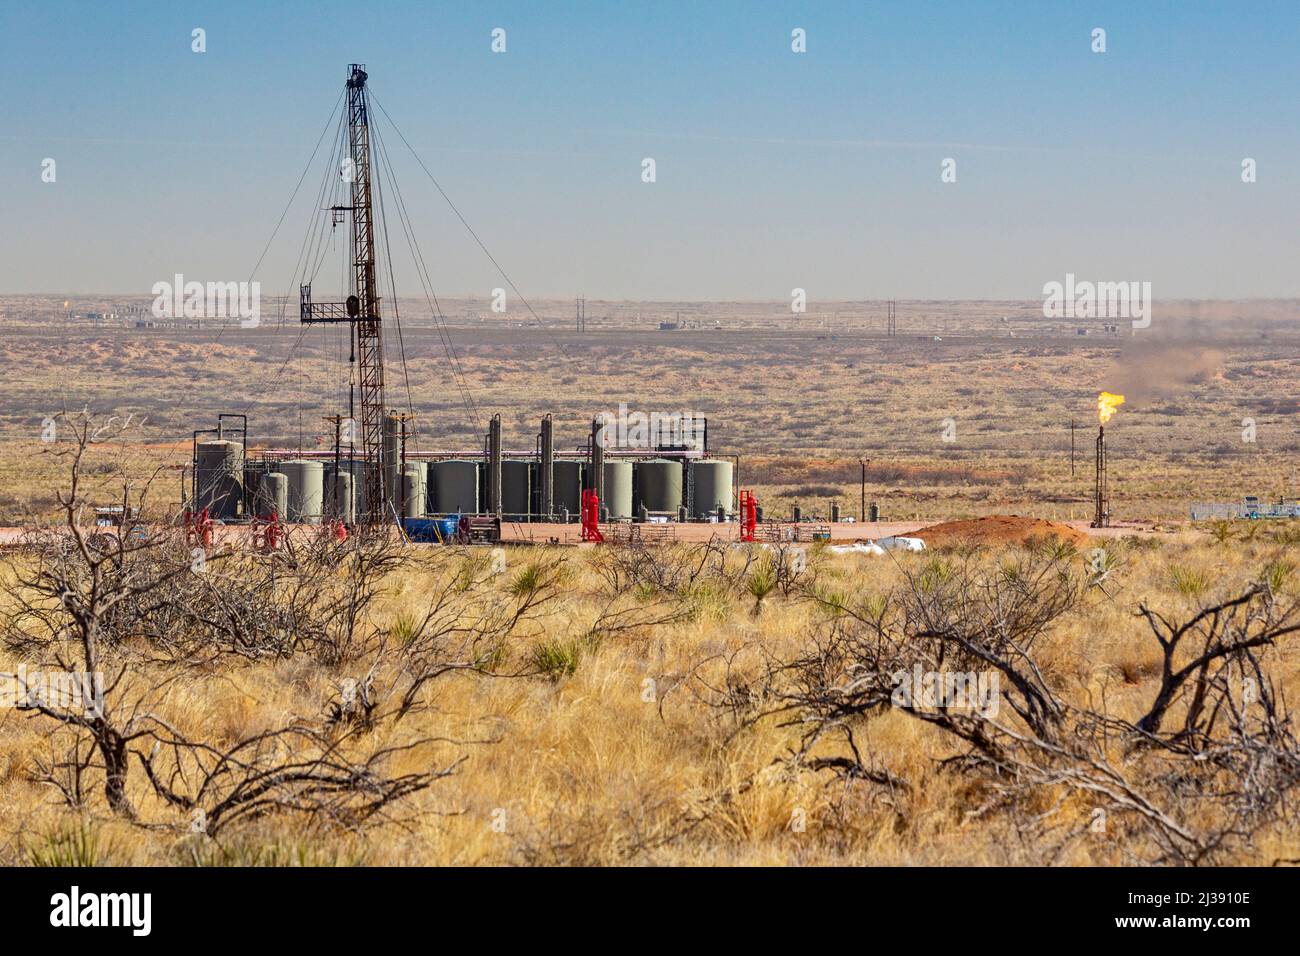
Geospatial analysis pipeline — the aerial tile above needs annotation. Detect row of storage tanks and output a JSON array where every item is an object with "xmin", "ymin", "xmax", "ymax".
[{"xmin": 194, "ymin": 439, "xmax": 733, "ymax": 524}]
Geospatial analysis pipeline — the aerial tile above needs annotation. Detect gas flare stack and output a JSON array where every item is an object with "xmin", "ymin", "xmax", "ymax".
[{"xmin": 1091, "ymin": 391, "xmax": 1125, "ymax": 528}]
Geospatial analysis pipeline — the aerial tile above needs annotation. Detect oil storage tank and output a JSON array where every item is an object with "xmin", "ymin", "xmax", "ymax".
[
  {"xmin": 429, "ymin": 459, "xmax": 479, "ymax": 514},
  {"xmin": 195, "ymin": 439, "xmax": 244, "ymax": 519},
  {"xmin": 383, "ymin": 411, "xmax": 402, "ymax": 519},
  {"xmin": 501, "ymin": 459, "xmax": 531, "ymax": 520},
  {"xmin": 326, "ymin": 468, "xmax": 355, "ymax": 524},
  {"xmin": 552, "ymin": 460, "xmax": 584, "ymax": 518},
  {"xmin": 635, "ymin": 458, "xmax": 683, "ymax": 515},
  {"xmin": 336, "ymin": 460, "xmax": 368, "ymax": 518},
  {"xmin": 242, "ymin": 459, "xmax": 272, "ymax": 509},
  {"xmin": 280, "ymin": 459, "xmax": 324, "ymax": 524},
  {"xmin": 403, "ymin": 462, "xmax": 428, "ymax": 519},
  {"xmin": 689, "ymin": 459, "xmax": 733, "ymax": 519},
  {"xmin": 602, "ymin": 460, "xmax": 633, "ymax": 519},
  {"xmin": 255, "ymin": 471, "xmax": 288, "ymax": 520}
]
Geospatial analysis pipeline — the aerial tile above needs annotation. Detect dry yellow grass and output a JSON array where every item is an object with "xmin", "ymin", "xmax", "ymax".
[{"xmin": 3, "ymin": 527, "xmax": 1299, "ymax": 867}]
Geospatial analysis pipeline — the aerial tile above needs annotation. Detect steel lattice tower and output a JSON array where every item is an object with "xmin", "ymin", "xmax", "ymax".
[{"xmin": 300, "ymin": 64, "xmax": 389, "ymax": 525}]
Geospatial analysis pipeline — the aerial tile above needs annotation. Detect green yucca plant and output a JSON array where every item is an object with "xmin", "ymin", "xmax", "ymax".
[
  {"xmin": 180, "ymin": 834, "xmax": 368, "ymax": 867},
  {"xmin": 509, "ymin": 562, "xmax": 546, "ymax": 598},
  {"xmin": 389, "ymin": 610, "xmax": 418, "ymax": 644},
  {"xmin": 1170, "ymin": 564, "xmax": 1211, "ymax": 598},
  {"xmin": 1208, "ymin": 520, "xmax": 1238, "ymax": 544},
  {"xmin": 530, "ymin": 637, "xmax": 587, "ymax": 680},
  {"xmin": 917, "ymin": 557, "xmax": 952, "ymax": 594},
  {"xmin": 1262, "ymin": 559, "xmax": 1294, "ymax": 594},
  {"xmin": 26, "ymin": 820, "xmax": 108, "ymax": 867},
  {"xmin": 745, "ymin": 557, "xmax": 777, "ymax": 612}
]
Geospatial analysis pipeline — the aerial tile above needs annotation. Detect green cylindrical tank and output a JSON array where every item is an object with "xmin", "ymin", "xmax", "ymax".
[
  {"xmin": 602, "ymin": 460, "xmax": 633, "ymax": 519},
  {"xmin": 255, "ymin": 471, "xmax": 288, "ymax": 520},
  {"xmin": 553, "ymin": 460, "xmax": 584, "ymax": 517},
  {"xmin": 403, "ymin": 463, "xmax": 427, "ymax": 519},
  {"xmin": 501, "ymin": 459, "xmax": 531, "ymax": 520},
  {"xmin": 429, "ymin": 459, "xmax": 478, "ymax": 514},
  {"xmin": 195, "ymin": 439, "xmax": 244, "ymax": 518},
  {"xmin": 635, "ymin": 458, "xmax": 683, "ymax": 514},
  {"xmin": 280, "ymin": 459, "xmax": 324, "ymax": 524},
  {"xmin": 689, "ymin": 459, "xmax": 733, "ymax": 518}
]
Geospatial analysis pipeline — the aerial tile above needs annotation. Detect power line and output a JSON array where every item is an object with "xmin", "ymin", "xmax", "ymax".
[
  {"xmin": 374, "ymin": 119, "xmax": 483, "ymax": 433},
  {"xmin": 370, "ymin": 114, "xmax": 484, "ymax": 436},
  {"xmin": 369, "ymin": 122, "xmax": 421, "ymax": 449},
  {"xmin": 233, "ymin": 100, "xmax": 351, "ymax": 420},
  {"xmin": 163, "ymin": 91, "xmax": 345, "ymax": 465},
  {"xmin": 370, "ymin": 91, "xmax": 571, "ymax": 361}
]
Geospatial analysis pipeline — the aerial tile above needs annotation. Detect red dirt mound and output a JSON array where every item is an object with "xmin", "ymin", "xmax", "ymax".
[{"xmin": 913, "ymin": 515, "xmax": 1088, "ymax": 549}]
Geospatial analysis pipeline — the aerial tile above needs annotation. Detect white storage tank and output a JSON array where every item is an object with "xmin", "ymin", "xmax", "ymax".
[
  {"xmin": 403, "ymin": 462, "xmax": 428, "ymax": 519},
  {"xmin": 255, "ymin": 471, "xmax": 288, "ymax": 520},
  {"xmin": 326, "ymin": 468, "xmax": 355, "ymax": 524},
  {"xmin": 336, "ymin": 460, "xmax": 367, "ymax": 518},
  {"xmin": 279, "ymin": 459, "xmax": 324, "ymax": 524}
]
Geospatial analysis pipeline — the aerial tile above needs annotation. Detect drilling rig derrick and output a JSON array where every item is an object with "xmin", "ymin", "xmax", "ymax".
[{"xmin": 299, "ymin": 64, "xmax": 389, "ymax": 526}]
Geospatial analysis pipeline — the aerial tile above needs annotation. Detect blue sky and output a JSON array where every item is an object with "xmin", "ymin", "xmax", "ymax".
[{"xmin": 2, "ymin": 0, "xmax": 1297, "ymax": 299}]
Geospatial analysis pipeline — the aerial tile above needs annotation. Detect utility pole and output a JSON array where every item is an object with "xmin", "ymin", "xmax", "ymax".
[
  {"xmin": 324, "ymin": 414, "xmax": 345, "ymax": 521},
  {"xmin": 300, "ymin": 63, "xmax": 388, "ymax": 525},
  {"xmin": 859, "ymin": 457, "xmax": 869, "ymax": 522},
  {"xmin": 1070, "ymin": 418, "xmax": 1077, "ymax": 477}
]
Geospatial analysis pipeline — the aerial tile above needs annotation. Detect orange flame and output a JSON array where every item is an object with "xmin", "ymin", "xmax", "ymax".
[{"xmin": 1097, "ymin": 391, "xmax": 1125, "ymax": 425}]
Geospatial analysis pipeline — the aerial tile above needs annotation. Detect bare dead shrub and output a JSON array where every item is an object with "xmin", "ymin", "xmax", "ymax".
[
  {"xmin": 0, "ymin": 411, "xmax": 492, "ymax": 837},
  {"xmin": 721, "ymin": 547, "xmax": 1300, "ymax": 864}
]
